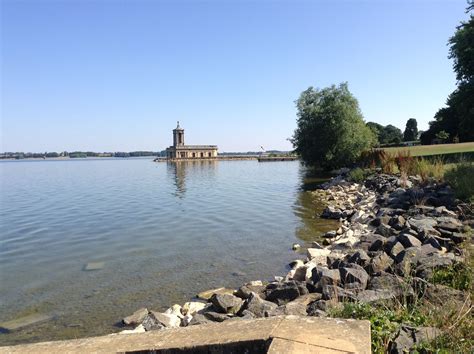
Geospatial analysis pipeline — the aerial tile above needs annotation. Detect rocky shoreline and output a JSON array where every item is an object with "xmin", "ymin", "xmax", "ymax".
[{"xmin": 119, "ymin": 172, "xmax": 473, "ymax": 352}]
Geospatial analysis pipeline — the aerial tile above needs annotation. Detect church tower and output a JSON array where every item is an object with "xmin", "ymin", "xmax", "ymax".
[{"xmin": 173, "ymin": 121, "xmax": 185, "ymax": 147}]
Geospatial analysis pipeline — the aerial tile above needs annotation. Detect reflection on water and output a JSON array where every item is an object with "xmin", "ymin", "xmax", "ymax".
[
  {"xmin": 167, "ymin": 160, "xmax": 218, "ymax": 198},
  {"xmin": 293, "ymin": 169, "xmax": 340, "ymax": 243}
]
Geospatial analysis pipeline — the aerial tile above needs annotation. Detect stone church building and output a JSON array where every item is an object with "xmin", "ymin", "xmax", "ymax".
[{"xmin": 166, "ymin": 122, "xmax": 218, "ymax": 160}]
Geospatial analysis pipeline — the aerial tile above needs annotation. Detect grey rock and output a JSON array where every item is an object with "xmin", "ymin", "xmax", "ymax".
[
  {"xmin": 398, "ymin": 233, "xmax": 422, "ymax": 248},
  {"xmin": 311, "ymin": 266, "xmax": 341, "ymax": 288},
  {"xmin": 307, "ymin": 300, "xmax": 328, "ymax": 314},
  {"xmin": 234, "ymin": 283, "xmax": 266, "ymax": 300},
  {"xmin": 389, "ymin": 242, "xmax": 405, "ymax": 258},
  {"xmin": 265, "ymin": 281, "xmax": 308, "ymax": 305},
  {"xmin": 203, "ymin": 311, "xmax": 231, "ymax": 322},
  {"xmin": 322, "ymin": 205, "xmax": 343, "ymax": 219},
  {"xmin": 347, "ymin": 250, "xmax": 371, "ymax": 267},
  {"xmin": 389, "ymin": 215, "xmax": 406, "ymax": 230},
  {"xmin": 408, "ymin": 217, "xmax": 440, "ymax": 238},
  {"xmin": 367, "ymin": 252, "xmax": 394, "ymax": 275},
  {"xmin": 241, "ymin": 292, "xmax": 278, "ymax": 318},
  {"xmin": 322, "ymin": 285, "xmax": 357, "ymax": 301},
  {"xmin": 323, "ymin": 230, "xmax": 337, "ymax": 238},
  {"xmin": 210, "ymin": 293, "xmax": 243, "ymax": 315},
  {"xmin": 123, "ymin": 308, "xmax": 148, "ymax": 326},
  {"xmin": 141, "ymin": 315, "xmax": 165, "ymax": 331},
  {"xmin": 451, "ymin": 232, "xmax": 468, "ymax": 244},
  {"xmin": 339, "ymin": 267, "xmax": 369, "ymax": 289},
  {"xmin": 376, "ymin": 223, "xmax": 393, "ymax": 237},
  {"xmin": 188, "ymin": 313, "xmax": 212, "ymax": 326},
  {"xmin": 390, "ymin": 325, "xmax": 442, "ymax": 353}
]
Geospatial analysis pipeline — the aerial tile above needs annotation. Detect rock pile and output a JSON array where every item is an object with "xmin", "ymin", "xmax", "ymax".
[{"xmin": 119, "ymin": 173, "xmax": 472, "ymax": 352}]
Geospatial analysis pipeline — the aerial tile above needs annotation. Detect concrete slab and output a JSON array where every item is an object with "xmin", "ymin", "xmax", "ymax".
[
  {"xmin": 272, "ymin": 316, "xmax": 371, "ymax": 353},
  {"xmin": 0, "ymin": 316, "xmax": 371, "ymax": 354},
  {"xmin": 268, "ymin": 338, "xmax": 344, "ymax": 354}
]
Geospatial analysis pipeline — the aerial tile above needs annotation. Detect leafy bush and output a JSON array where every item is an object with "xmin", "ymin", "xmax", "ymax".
[
  {"xmin": 444, "ymin": 161, "xmax": 474, "ymax": 202},
  {"xmin": 291, "ymin": 83, "xmax": 377, "ymax": 170},
  {"xmin": 348, "ymin": 168, "xmax": 369, "ymax": 182}
]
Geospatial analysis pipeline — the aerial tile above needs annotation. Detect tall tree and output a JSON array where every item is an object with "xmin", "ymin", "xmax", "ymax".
[
  {"xmin": 403, "ymin": 118, "xmax": 418, "ymax": 141},
  {"xmin": 421, "ymin": 4, "xmax": 474, "ymax": 143},
  {"xmin": 292, "ymin": 83, "xmax": 376, "ymax": 169}
]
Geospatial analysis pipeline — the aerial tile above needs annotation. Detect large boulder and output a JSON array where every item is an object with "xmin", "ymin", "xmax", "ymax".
[
  {"xmin": 182, "ymin": 301, "xmax": 207, "ymax": 316},
  {"xmin": 367, "ymin": 252, "xmax": 394, "ymax": 275},
  {"xmin": 311, "ymin": 266, "xmax": 341, "ymax": 288},
  {"xmin": 321, "ymin": 205, "xmax": 343, "ymax": 219},
  {"xmin": 376, "ymin": 223, "xmax": 393, "ymax": 237},
  {"xmin": 122, "ymin": 308, "xmax": 148, "ymax": 326},
  {"xmin": 306, "ymin": 248, "xmax": 331, "ymax": 265},
  {"xmin": 398, "ymin": 233, "xmax": 422, "ymax": 248},
  {"xmin": 264, "ymin": 281, "xmax": 309, "ymax": 305},
  {"xmin": 234, "ymin": 282, "xmax": 266, "ymax": 300},
  {"xmin": 197, "ymin": 287, "xmax": 235, "ymax": 300},
  {"xmin": 142, "ymin": 315, "xmax": 165, "ymax": 331},
  {"xmin": 322, "ymin": 285, "xmax": 357, "ymax": 301},
  {"xmin": 149, "ymin": 311, "xmax": 181, "ymax": 328},
  {"xmin": 240, "ymin": 292, "xmax": 278, "ymax": 317},
  {"xmin": 407, "ymin": 217, "xmax": 440, "ymax": 239},
  {"xmin": 210, "ymin": 293, "xmax": 243, "ymax": 315},
  {"xmin": 390, "ymin": 325, "xmax": 442, "ymax": 353},
  {"xmin": 339, "ymin": 266, "xmax": 369, "ymax": 290},
  {"xmin": 347, "ymin": 250, "xmax": 371, "ymax": 267}
]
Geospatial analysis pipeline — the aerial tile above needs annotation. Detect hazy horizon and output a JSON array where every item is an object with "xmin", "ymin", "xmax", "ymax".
[{"xmin": 1, "ymin": 0, "xmax": 469, "ymax": 152}]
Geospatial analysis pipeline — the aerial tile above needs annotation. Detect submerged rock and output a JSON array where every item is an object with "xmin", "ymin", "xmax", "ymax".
[
  {"xmin": 197, "ymin": 287, "xmax": 235, "ymax": 300},
  {"xmin": 123, "ymin": 308, "xmax": 148, "ymax": 326}
]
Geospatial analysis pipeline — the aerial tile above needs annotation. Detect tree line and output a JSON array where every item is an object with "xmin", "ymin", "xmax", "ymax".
[
  {"xmin": 0, "ymin": 151, "xmax": 165, "ymax": 159},
  {"xmin": 292, "ymin": 3, "xmax": 473, "ymax": 169}
]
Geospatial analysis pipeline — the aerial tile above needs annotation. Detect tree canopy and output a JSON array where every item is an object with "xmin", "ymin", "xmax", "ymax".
[
  {"xmin": 367, "ymin": 122, "xmax": 403, "ymax": 145},
  {"xmin": 403, "ymin": 118, "xmax": 418, "ymax": 141},
  {"xmin": 291, "ymin": 83, "xmax": 376, "ymax": 169},
  {"xmin": 421, "ymin": 4, "xmax": 474, "ymax": 144}
]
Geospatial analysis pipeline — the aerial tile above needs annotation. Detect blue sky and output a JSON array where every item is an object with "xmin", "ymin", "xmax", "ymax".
[{"xmin": 1, "ymin": 0, "xmax": 469, "ymax": 152}]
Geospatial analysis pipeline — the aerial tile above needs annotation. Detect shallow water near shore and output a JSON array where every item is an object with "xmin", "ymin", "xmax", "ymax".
[{"xmin": 0, "ymin": 158, "xmax": 337, "ymax": 345}]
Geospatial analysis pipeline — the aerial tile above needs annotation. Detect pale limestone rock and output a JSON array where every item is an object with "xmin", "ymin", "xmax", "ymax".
[
  {"xmin": 119, "ymin": 324, "xmax": 145, "ymax": 334},
  {"xmin": 150, "ymin": 311, "xmax": 181, "ymax": 328},
  {"xmin": 164, "ymin": 304, "xmax": 184, "ymax": 319},
  {"xmin": 182, "ymin": 301, "xmax": 206, "ymax": 316}
]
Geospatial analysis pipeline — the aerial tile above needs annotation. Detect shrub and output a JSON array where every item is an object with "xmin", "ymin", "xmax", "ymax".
[
  {"xmin": 291, "ymin": 83, "xmax": 377, "ymax": 170},
  {"xmin": 444, "ymin": 162, "xmax": 474, "ymax": 202},
  {"xmin": 348, "ymin": 168, "xmax": 368, "ymax": 183}
]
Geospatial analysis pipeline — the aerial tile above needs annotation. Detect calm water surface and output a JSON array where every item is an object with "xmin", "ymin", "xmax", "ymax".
[{"xmin": 0, "ymin": 159, "xmax": 336, "ymax": 345}]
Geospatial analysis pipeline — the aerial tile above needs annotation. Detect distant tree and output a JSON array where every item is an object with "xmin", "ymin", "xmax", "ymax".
[
  {"xmin": 366, "ymin": 122, "xmax": 384, "ymax": 145},
  {"xmin": 291, "ymin": 83, "xmax": 376, "ymax": 169},
  {"xmin": 403, "ymin": 118, "xmax": 418, "ymax": 141},
  {"xmin": 380, "ymin": 125, "xmax": 403, "ymax": 145}
]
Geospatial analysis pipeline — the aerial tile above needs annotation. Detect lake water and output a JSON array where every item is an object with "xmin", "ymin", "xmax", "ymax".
[{"xmin": 0, "ymin": 158, "xmax": 337, "ymax": 345}]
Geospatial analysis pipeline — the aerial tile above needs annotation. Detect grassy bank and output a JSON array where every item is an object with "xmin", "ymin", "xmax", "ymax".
[{"xmin": 382, "ymin": 142, "xmax": 474, "ymax": 157}]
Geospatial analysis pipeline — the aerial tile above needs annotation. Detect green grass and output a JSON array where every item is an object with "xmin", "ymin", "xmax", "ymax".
[{"xmin": 383, "ymin": 142, "xmax": 474, "ymax": 157}]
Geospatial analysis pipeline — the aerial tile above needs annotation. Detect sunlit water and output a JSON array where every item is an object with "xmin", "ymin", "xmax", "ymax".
[{"xmin": 0, "ymin": 158, "xmax": 337, "ymax": 345}]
